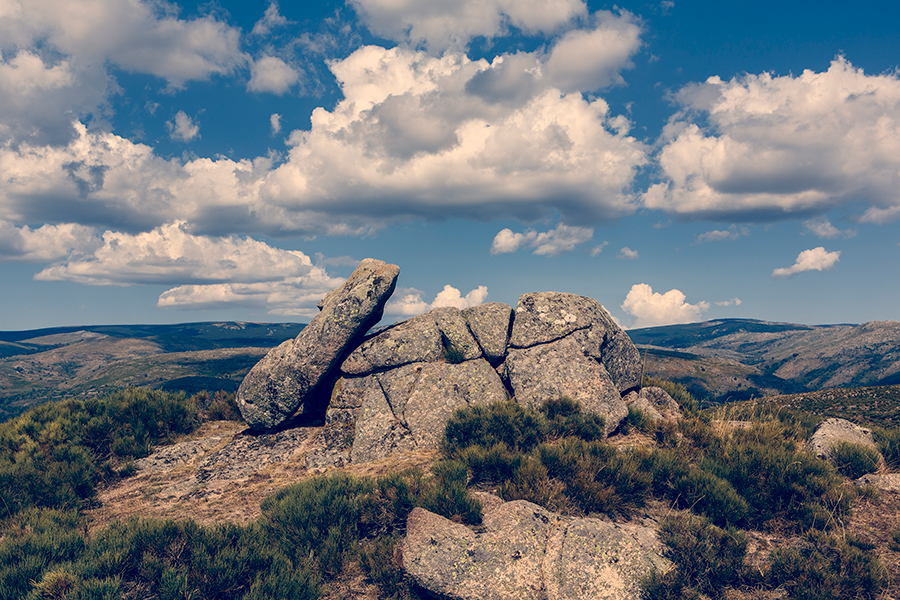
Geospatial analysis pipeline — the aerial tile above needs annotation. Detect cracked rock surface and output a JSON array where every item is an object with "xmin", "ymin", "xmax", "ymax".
[{"xmin": 402, "ymin": 499, "xmax": 671, "ymax": 600}]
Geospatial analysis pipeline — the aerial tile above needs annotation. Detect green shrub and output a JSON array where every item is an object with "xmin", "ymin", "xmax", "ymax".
[
  {"xmin": 873, "ymin": 426, "xmax": 900, "ymax": 469},
  {"xmin": 769, "ymin": 531, "xmax": 888, "ymax": 600},
  {"xmin": 700, "ymin": 421, "xmax": 852, "ymax": 530},
  {"xmin": 830, "ymin": 441, "xmax": 881, "ymax": 479},
  {"xmin": 644, "ymin": 377, "xmax": 700, "ymax": 414},
  {"xmin": 442, "ymin": 400, "xmax": 548, "ymax": 457},
  {"xmin": 541, "ymin": 396, "xmax": 606, "ymax": 441},
  {"xmin": 670, "ymin": 468, "xmax": 749, "ymax": 527},
  {"xmin": 621, "ymin": 405, "xmax": 652, "ymax": 434},
  {"xmin": 653, "ymin": 515, "xmax": 747, "ymax": 598},
  {"xmin": 461, "ymin": 443, "xmax": 523, "ymax": 484}
]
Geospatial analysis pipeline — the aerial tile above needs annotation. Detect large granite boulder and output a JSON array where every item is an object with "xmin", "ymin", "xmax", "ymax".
[
  {"xmin": 237, "ymin": 258, "xmax": 399, "ymax": 431},
  {"xmin": 505, "ymin": 337, "xmax": 626, "ymax": 435},
  {"xmin": 328, "ymin": 358, "xmax": 508, "ymax": 463},
  {"xmin": 402, "ymin": 499, "xmax": 670, "ymax": 600},
  {"xmin": 806, "ymin": 417, "xmax": 882, "ymax": 463},
  {"xmin": 510, "ymin": 292, "xmax": 642, "ymax": 393},
  {"xmin": 462, "ymin": 303, "xmax": 514, "ymax": 364}
]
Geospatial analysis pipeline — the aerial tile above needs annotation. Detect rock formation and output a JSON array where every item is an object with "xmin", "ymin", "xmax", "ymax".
[
  {"xmin": 402, "ymin": 498, "xmax": 670, "ymax": 600},
  {"xmin": 237, "ymin": 261, "xmax": 644, "ymax": 459},
  {"xmin": 237, "ymin": 258, "xmax": 399, "ymax": 431}
]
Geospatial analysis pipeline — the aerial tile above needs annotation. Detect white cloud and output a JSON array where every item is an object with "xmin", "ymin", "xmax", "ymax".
[
  {"xmin": 385, "ymin": 285, "xmax": 488, "ymax": 317},
  {"xmin": 621, "ymin": 283, "xmax": 709, "ymax": 328},
  {"xmin": 0, "ymin": 0, "xmax": 244, "ymax": 144},
  {"xmin": 645, "ymin": 58, "xmax": 900, "ymax": 224},
  {"xmin": 490, "ymin": 224, "xmax": 593, "ymax": 256},
  {"xmin": 167, "ymin": 111, "xmax": 199, "ymax": 142},
  {"xmin": 350, "ymin": 0, "xmax": 587, "ymax": 52},
  {"xmin": 618, "ymin": 246, "xmax": 639, "ymax": 259},
  {"xmin": 248, "ymin": 56, "xmax": 301, "ymax": 95},
  {"xmin": 715, "ymin": 297, "xmax": 742, "ymax": 307},
  {"xmin": 693, "ymin": 224, "xmax": 749, "ymax": 244},
  {"xmin": 34, "ymin": 221, "xmax": 334, "ymax": 286},
  {"xmin": 252, "ymin": 3, "xmax": 290, "ymax": 36},
  {"xmin": 542, "ymin": 13, "xmax": 642, "ymax": 92},
  {"xmin": 0, "ymin": 221, "xmax": 99, "ymax": 262},
  {"xmin": 802, "ymin": 217, "xmax": 855, "ymax": 239},
  {"xmin": 589, "ymin": 241, "xmax": 609, "ymax": 256},
  {"xmin": 270, "ymin": 113, "xmax": 282, "ymax": 135},
  {"xmin": 771, "ymin": 247, "xmax": 841, "ymax": 279}
]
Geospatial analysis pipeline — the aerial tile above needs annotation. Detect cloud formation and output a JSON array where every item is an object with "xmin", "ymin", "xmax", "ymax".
[
  {"xmin": 167, "ymin": 111, "xmax": 199, "ymax": 142},
  {"xmin": 490, "ymin": 224, "xmax": 594, "ymax": 256},
  {"xmin": 802, "ymin": 217, "xmax": 855, "ymax": 239},
  {"xmin": 385, "ymin": 285, "xmax": 489, "ymax": 317},
  {"xmin": 248, "ymin": 56, "xmax": 301, "ymax": 94},
  {"xmin": 771, "ymin": 247, "xmax": 841, "ymax": 279},
  {"xmin": 0, "ymin": 0, "xmax": 245, "ymax": 144},
  {"xmin": 350, "ymin": 0, "xmax": 587, "ymax": 52},
  {"xmin": 0, "ymin": 221, "xmax": 98, "ymax": 262},
  {"xmin": 645, "ymin": 58, "xmax": 900, "ymax": 224},
  {"xmin": 621, "ymin": 283, "xmax": 709, "ymax": 328},
  {"xmin": 693, "ymin": 225, "xmax": 749, "ymax": 244},
  {"xmin": 618, "ymin": 247, "xmax": 639, "ymax": 259}
]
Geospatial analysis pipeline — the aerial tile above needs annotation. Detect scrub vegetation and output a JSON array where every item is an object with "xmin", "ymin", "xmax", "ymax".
[{"xmin": 0, "ymin": 382, "xmax": 897, "ymax": 599}]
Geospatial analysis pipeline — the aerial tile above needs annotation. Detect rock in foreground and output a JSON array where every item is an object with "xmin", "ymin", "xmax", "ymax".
[
  {"xmin": 237, "ymin": 258, "xmax": 399, "ymax": 431},
  {"xmin": 402, "ymin": 499, "xmax": 670, "ymax": 600}
]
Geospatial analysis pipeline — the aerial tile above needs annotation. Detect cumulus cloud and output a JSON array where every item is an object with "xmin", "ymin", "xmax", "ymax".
[
  {"xmin": 270, "ymin": 114, "xmax": 282, "ymax": 135},
  {"xmin": 0, "ymin": 221, "xmax": 99, "ymax": 262},
  {"xmin": 802, "ymin": 217, "xmax": 855, "ymax": 239},
  {"xmin": 618, "ymin": 247, "xmax": 639, "ymax": 259},
  {"xmin": 771, "ymin": 247, "xmax": 841, "ymax": 279},
  {"xmin": 645, "ymin": 58, "xmax": 900, "ymax": 224},
  {"xmin": 0, "ymin": 0, "xmax": 244, "ymax": 144},
  {"xmin": 490, "ymin": 224, "xmax": 593, "ymax": 256},
  {"xmin": 0, "ymin": 36, "xmax": 647, "ymax": 237},
  {"xmin": 693, "ymin": 224, "xmax": 749, "ymax": 244},
  {"xmin": 248, "ymin": 56, "xmax": 301, "ymax": 94},
  {"xmin": 167, "ymin": 111, "xmax": 199, "ymax": 142},
  {"xmin": 350, "ymin": 0, "xmax": 587, "ymax": 52},
  {"xmin": 385, "ymin": 285, "xmax": 488, "ymax": 317},
  {"xmin": 621, "ymin": 283, "xmax": 709, "ymax": 328},
  {"xmin": 34, "ymin": 221, "xmax": 337, "ymax": 286}
]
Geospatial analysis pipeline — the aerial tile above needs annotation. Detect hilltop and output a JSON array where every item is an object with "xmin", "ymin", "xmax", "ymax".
[{"xmin": 631, "ymin": 318, "xmax": 900, "ymax": 403}]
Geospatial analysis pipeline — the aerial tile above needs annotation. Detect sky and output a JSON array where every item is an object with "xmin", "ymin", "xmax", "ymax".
[{"xmin": 1, "ymin": 0, "xmax": 899, "ymax": 331}]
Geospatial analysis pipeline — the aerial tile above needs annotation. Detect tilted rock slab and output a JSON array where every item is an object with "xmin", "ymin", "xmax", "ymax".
[
  {"xmin": 402, "ymin": 499, "xmax": 671, "ymax": 600},
  {"xmin": 806, "ymin": 417, "xmax": 882, "ymax": 463},
  {"xmin": 237, "ymin": 258, "xmax": 399, "ymax": 431}
]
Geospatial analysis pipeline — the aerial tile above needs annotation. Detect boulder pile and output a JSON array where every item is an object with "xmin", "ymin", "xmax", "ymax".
[{"xmin": 237, "ymin": 259, "xmax": 646, "ymax": 464}]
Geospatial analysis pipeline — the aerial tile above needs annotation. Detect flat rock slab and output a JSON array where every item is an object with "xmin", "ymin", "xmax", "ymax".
[
  {"xmin": 402, "ymin": 500, "xmax": 670, "ymax": 600},
  {"xmin": 238, "ymin": 258, "xmax": 399, "ymax": 431}
]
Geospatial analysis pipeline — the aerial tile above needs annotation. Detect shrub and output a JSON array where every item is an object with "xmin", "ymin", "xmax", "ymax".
[
  {"xmin": 541, "ymin": 396, "xmax": 606, "ymax": 441},
  {"xmin": 769, "ymin": 531, "xmax": 888, "ymax": 600},
  {"xmin": 442, "ymin": 400, "xmax": 547, "ymax": 457},
  {"xmin": 829, "ymin": 441, "xmax": 881, "ymax": 479},
  {"xmin": 644, "ymin": 377, "xmax": 700, "ymax": 415},
  {"xmin": 653, "ymin": 515, "xmax": 747, "ymax": 598},
  {"xmin": 670, "ymin": 468, "xmax": 749, "ymax": 527},
  {"xmin": 873, "ymin": 426, "xmax": 900, "ymax": 469}
]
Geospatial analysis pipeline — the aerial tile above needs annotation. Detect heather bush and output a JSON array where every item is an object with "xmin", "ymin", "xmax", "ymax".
[{"xmin": 830, "ymin": 441, "xmax": 881, "ymax": 479}]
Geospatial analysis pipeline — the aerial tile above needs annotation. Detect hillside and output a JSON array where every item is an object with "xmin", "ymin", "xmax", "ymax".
[
  {"xmin": 0, "ymin": 322, "xmax": 305, "ymax": 421},
  {"xmin": 631, "ymin": 318, "xmax": 900, "ymax": 403}
]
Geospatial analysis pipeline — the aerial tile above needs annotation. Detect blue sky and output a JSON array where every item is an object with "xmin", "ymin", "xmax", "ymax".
[{"xmin": 1, "ymin": 0, "xmax": 899, "ymax": 331}]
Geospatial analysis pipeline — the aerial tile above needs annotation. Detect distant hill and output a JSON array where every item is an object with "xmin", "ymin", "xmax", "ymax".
[
  {"xmin": 0, "ymin": 322, "xmax": 305, "ymax": 422},
  {"xmin": 630, "ymin": 318, "xmax": 900, "ymax": 403}
]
